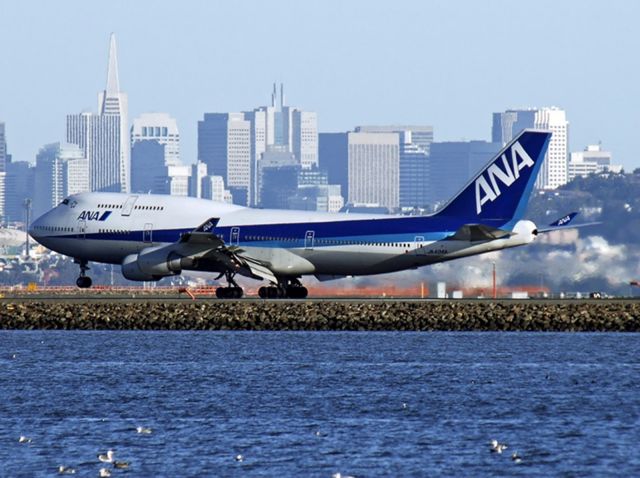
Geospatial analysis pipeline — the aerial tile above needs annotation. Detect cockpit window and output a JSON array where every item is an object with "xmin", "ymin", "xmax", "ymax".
[{"xmin": 61, "ymin": 198, "xmax": 70, "ymax": 206}]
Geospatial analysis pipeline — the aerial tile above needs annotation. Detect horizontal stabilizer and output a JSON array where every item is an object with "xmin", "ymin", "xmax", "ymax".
[
  {"xmin": 447, "ymin": 224, "xmax": 512, "ymax": 242},
  {"xmin": 537, "ymin": 212, "xmax": 601, "ymax": 233}
]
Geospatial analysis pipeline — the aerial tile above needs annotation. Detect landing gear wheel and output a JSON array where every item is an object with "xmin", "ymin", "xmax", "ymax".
[
  {"xmin": 76, "ymin": 276, "xmax": 92, "ymax": 289},
  {"xmin": 286, "ymin": 286, "xmax": 308, "ymax": 299},
  {"xmin": 74, "ymin": 259, "xmax": 92, "ymax": 289},
  {"xmin": 259, "ymin": 284, "xmax": 308, "ymax": 299},
  {"xmin": 216, "ymin": 287, "xmax": 243, "ymax": 299}
]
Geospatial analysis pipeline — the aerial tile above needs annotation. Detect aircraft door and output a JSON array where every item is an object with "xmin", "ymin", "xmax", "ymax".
[
  {"xmin": 230, "ymin": 227, "xmax": 240, "ymax": 246},
  {"xmin": 414, "ymin": 235, "xmax": 425, "ymax": 255},
  {"xmin": 77, "ymin": 220, "xmax": 87, "ymax": 239},
  {"xmin": 143, "ymin": 223, "xmax": 153, "ymax": 243},
  {"xmin": 121, "ymin": 195, "xmax": 139, "ymax": 216},
  {"xmin": 305, "ymin": 230, "xmax": 315, "ymax": 250}
]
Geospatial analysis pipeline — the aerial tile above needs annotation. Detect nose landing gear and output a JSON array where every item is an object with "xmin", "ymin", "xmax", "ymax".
[{"xmin": 75, "ymin": 259, "xmax": 92, "ymax": 289}]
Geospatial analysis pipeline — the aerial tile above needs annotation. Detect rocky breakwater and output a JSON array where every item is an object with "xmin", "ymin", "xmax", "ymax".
[{"xmin": 0, "ymin": 300, "xmax": 639, "ymax": 331}]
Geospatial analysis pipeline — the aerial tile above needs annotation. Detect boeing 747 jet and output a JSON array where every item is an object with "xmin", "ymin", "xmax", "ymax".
[{"xmin": 30, "ymin": 129, "xmax": 574, "ymax": 298}]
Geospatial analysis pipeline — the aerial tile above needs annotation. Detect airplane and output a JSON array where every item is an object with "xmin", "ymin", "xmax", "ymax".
[{"xmin": 30, "ymin": 128, "xmax": 573, "ymax": 299}]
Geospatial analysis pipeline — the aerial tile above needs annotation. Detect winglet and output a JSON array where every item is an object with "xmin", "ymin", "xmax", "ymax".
[{"xmin": 194, "ymin": 217, "xmax": 220, "ymax": 233}]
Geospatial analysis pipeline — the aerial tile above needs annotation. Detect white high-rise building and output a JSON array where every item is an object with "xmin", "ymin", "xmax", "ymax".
[
  {"xmin": 492, "ymin": 107, "xmax": 569, "ymax": 189},
  {"xmin": 348, "ymin": 132, "xmax": 400, "ymax": 208},
  {"xmin": 98, "ymin": 33, "xmax": 129, "ymax": 192},
  {"xmin": 67, "ymin": 34, "xmax": 129, "ymax": 193},
  {"xmin": 131, "ymin": 113, "xmax": 180, "ymax": 166},
  {"xmin": 198, "ymin": 113, "xmax": 252, "ymax": 205},
  {"xmin": 292, "ymin": 110, "xmax": 318, "ymax": 169}
]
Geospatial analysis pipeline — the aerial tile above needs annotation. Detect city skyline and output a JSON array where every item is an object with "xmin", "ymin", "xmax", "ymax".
[{"xmin": 1, "ymin": 0, "xmax": 638, "ymax": 171}]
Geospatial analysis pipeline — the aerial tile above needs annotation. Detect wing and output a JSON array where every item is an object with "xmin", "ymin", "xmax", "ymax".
[{"xmin": 175, "ymin": 218, "xmax": 278, "ymax": 283}]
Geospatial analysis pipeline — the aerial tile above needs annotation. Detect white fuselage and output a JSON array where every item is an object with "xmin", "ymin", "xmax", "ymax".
[{"xmin": 29, "ymin": 192, "xmax": 537, "ymax": 281}]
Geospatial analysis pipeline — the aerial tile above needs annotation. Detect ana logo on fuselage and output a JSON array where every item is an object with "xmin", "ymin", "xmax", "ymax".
[
  {"xmin": 474, "ymin": 141, "xmax": 535, "ymax": 214},
  {"xmin": 77, "ymin": 210, "xmax": 112, "ymax": 221}
]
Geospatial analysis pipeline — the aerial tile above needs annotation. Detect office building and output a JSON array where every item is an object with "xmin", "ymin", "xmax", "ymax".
[
  {"xmin": 0, "ymin": 122, "xmax": 6, "ymax": 172},
  {"xmin": 427, "ymin": 140, "xmax": 501, "ymax": 208},
  {"xmin": 189, "ymin": 162, "xmax": 208, "ymax": 198},
  {"xmin": 492, "ymin": 107, "xmax": 569, "ymax": 189},
  {"xmin": 258, "ymin": 148, "xmax": 300, "ymax": 209},
  {"xmin": 201, "ymin": 175, "xmax": 232, "ymax": 203},
  {"xmin": 292, "ymin": 110, "xmax": 318, "ymax": 169},
  {"xmin": 353, "ymin": 126, "xmax": 434, "ymax": 209},
  {"xmin": 355, "ymin": 125, "xmax": 433, "ymax": 154},
  {"xmin": 131, "ymin": 140, "xmax": 168, "ymax": 194},
  {"xmin": 0, "ymin": 122, "xmax": 7, "ymax": 221},
  {"xmin": 5, "ymin": 161, "xmax": 34, "ymax": 224},
  {"xmin": 568, "ymin": 144, "xmax": 621, "ymax": 180},
  {"xmin": 33, "ymin": 143, "xmax": 88, "ymax": 218},
  {"xmin": 399, "ymin": 137, "xmax": 430, "ymax": 209},
  {"xmin": 131, "ymin": 113, "xmax": 180, "ymax": 166},
  {"xmin": 348, "ymin": 132, "xmax": 400, "ymax": 209},
  {"xmin": 319, "ymin": 132, "xmax": 349, "ymax": 201},
  {"xmin": 198, "ymin": 113, "xmax": 251, "ymax": 205}
]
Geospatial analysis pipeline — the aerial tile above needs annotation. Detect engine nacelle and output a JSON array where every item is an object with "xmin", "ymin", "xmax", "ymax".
[{"xmin": 121, "ymin": 245, "xmax": 184, "ymax": 282}]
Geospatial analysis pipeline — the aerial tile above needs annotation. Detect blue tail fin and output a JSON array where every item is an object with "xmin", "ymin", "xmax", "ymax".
[{"xmin": 436, "ymin": 129, "xmax": 551, "ymax": 222}]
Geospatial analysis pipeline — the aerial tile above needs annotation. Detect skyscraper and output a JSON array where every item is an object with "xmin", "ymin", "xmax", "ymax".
[
  {"xmin": 355, "ymin": 126, "xmax": 434, "ymax": 209},
  {"xmin": 33, "ymin": 143, "xmax": 88, "ymax": 218},
  {"xmin": 492, "ymin": 107, "xmax": 569, "ymax": 189},
  {"xmin": 5, "ymin": 161, "xmax": 34, "ymax": 224},
  {"xmin": 348, "ymin": 132, "xmax": 400, "ymax": 209},
  {"xmin": 131, "ymin": 113, "xmax": 180, "ymax": 166},
  {"xmin": 0, "ymin": 121, "xmax": 6, "ymax": 172},
  {"xmin": 131, "ymin": 140, "xmax": 168, "ymax": 194},
  {"xmin": 198, "ymin": 113, "xmax": 251, "ymax": 205},
  {"xmin": 0, "ymin": 122, "xmax": 7, "ymax": 221},
  {"xmin": 319, "ymin": 132, "xmax": 349, "ymax": 201},
  {"xmin": 67, "ymin": 34, "xmax": 129, "ymax": 193}
]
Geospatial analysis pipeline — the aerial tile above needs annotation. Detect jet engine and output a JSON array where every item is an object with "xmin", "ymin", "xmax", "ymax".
[{"xmin": 121, "ymin": 245, "xmax": 190, "ymax": 281}]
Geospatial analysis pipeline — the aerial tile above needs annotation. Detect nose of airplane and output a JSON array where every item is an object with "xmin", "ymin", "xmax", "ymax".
[{"xmin": 28, "ymin": 214, "xmax": 43, "ymax": 240}]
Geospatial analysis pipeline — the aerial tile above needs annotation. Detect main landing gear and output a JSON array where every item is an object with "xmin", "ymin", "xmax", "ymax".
[
  {"xmin": 75, "ymin": 259, "xmax": 92, "ymax": 289},
  {"xmin": 258, "ymin": 278, "xmax": 308, "ymax": 299},
  {"xmin": 215, "ymin": 271, "xmax": 244, "ymax": 299}
]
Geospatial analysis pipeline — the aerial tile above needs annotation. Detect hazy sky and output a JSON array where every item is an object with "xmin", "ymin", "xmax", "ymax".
[{"xmin": 1, "ymin": 0, "xmax": 639, "ymax": 170}]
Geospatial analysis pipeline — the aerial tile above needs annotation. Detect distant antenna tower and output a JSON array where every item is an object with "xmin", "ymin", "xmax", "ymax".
[{"xmin": 24, "ymin": 198, "xmax": 32, "ymax": 258}]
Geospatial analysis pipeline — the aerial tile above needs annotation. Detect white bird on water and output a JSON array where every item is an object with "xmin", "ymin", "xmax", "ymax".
[
  {"xmin": 511, "ymin": 451, "xmax": 522, "ymax": 463},
  {"xmin": 235, "ymin": 454, "xmax": 243, "ymax": 462},
  {"xmin": 18, "ymin": 435, "xmax": 31, "ymax": 443},
  {"xmin": 136, "ymin": 426, "xmax": 152, "ymax": 434},
  {"xmin": 98, "ymin": 468, "xmax": 111, "ymax": 477},
  {"xmin": 97, "ymin": 450, "xmax": 115, "ymax": 463},
  {"xmin": 57, "ymin": 465, "xmax": 76, "ymax": 474},
  {"xmin": 490, "ymin": 439, "xmax": 508, "ymax": 453}
]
